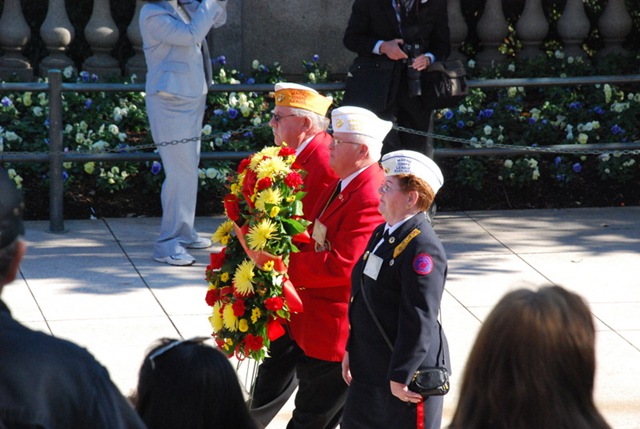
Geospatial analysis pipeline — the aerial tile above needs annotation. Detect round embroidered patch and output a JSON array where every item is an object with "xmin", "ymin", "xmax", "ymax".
[{"xmin": 413, "ymin": 253, "xmax": 434, "ymax": 275}]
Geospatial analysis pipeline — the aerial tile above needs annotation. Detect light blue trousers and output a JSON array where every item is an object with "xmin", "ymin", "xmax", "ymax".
[{"xmin": 146, "ymin": 92, "xmax": 206, "ymax": 258}]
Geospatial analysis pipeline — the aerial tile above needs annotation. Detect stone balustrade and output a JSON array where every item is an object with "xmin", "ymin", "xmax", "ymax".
[{"xmin": 0, "ymin": 0, "xmax": 635, "ymax": 81}]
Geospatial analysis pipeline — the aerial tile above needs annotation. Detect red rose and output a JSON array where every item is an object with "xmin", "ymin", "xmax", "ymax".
[
  {"xmin": 232, "ymin": 299, "xmax": 246, "ymax": 317},
  {"xmin": 244, "ymin": 334, "xmax": 264, "ymax": 352},
  {"xmin": 284, "ymin": 171, "xmax": 303, "ymax": 189},
  {"xmin": 264, "ymin": 296, "xmax": 285, "ymax": 311},
  {"xmin": 208, "ymin": 250, "xmax": 226, "ymax": 270},
  {"xmin": 205, "ymin": 288, "xmax": 220, "ymax": 306},
  {"xmin": 237, "ymin": 158, "xmax": 251, "ymax": 174},
  {"xmin": 257, "ymin": 177, "xmax": 273, "ymax": 191},
  {"xmin": 223, "ymin": 194, "xmax": 241, "ymax": 222},
  {"xmin": 278, "ymin": 147, "xmax": 296, "ymax": 157}
]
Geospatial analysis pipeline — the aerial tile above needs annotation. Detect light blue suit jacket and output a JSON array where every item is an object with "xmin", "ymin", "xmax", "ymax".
[{"xmin": 140, "ymin": 0, "xmax": 226, "ymax": 97}]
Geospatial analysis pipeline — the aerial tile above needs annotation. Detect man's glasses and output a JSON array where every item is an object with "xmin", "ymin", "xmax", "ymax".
[
  {"xmin": 331, "ymin": 138, "xmax": 362, "ymax": 146},
  {"xmin": 147, "ymin": 336, "xmax": 210, "ymax": 370},
  {"xmin": 271, "ymin": 112, "xmax": 297, "ymax": 123}
]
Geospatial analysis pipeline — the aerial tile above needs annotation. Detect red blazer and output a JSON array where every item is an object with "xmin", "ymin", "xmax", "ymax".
[
  {"xmin": 288, "ymin": 163, "xmax": 385, "ymax": 362},
  {"xmin": 296, "ymin": 132, "xmax": 339, "ymax": 221}
]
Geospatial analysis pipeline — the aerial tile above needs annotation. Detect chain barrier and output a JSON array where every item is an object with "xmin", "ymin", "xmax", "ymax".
[{"xmin": 3, "ymin": 122, "xmax": 640, "ymax": 161}]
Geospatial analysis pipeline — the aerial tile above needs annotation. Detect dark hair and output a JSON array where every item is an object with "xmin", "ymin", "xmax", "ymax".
[
  {"xmin": 396, "ymin": 173, "xmax": 435, "ymax": 212},
  {"xmin": 131, "ymin": 338, "xmax": 258, "ymax": 429},
  {"xmin": 449, "ymin": 285, "xmax": 611, "ymax": 429}
]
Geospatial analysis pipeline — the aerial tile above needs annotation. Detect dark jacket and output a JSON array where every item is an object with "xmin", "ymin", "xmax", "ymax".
[{"xmin": 0, "ymin": 299, "xmax": 145, "ymax": 429}]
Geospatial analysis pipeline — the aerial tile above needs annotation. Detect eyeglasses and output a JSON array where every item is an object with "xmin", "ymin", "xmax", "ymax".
[
  {"xmin": 331, "ymin": 138, "xmax": 362, "ymax": 147},
  {"xmin": 271, "ymin": 112, "xmax": 297, "ymax": 123},
  {"xmin": 147, "ymin": 336, "xmax": 210, "ymax": 370}
]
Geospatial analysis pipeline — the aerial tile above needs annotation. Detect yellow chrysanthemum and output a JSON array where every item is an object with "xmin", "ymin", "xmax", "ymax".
[
  {"xmin": 212, "ymin": 220, "xmax": 234, "ymax": 244},
  {"xmin": 238, "ymin": 319, "xmax": 249, "ymax": 332},
  {"xmin": 255, "ymin": 156, "xmax": 290, "ymax": 181},
  {"xmin": 220, "ymin": 272, "xmax": 230, "ymax": 283},
  {"xmin": 209, "ymin": 302, "xmax": 223, "ymax": 331},
  {"xmin": 222, "ymin": 304, "xmax": 238, "ymax": 331},
  {"xmin": 233, "ymin": 259, "xmax": 255, "ymax": 295},
  {"xmin": 247, "ymin": 219, "xmax": 278, "ymax": 251},
  {"xmin": 230, "ymin": 182, "xmax": 241, "ymax": 195},
  {"xmin": 262, "ymin": 260, "xmax": 275, "ymax": 271},
  {"xmin": 249, "ymin": 147, "xmax": 279, "ymax": 171},
  {"xmin": 255, "ymin": 187, "xmax": 283, "ymax": 212},
  {"xmin": 251, "ymin": 307, "xmax": 262, "ymax": 323}
]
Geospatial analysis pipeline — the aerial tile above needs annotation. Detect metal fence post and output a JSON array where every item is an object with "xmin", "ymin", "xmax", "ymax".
[{"xmin": 48, "ymin": 70, "xmax": 65, "ymax": 233}]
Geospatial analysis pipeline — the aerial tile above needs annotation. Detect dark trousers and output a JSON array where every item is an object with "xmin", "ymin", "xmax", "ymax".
[
  {"xmin": 380, "ymin": 75, "xmax": 435, "ymax": 158},
  {"xmin": 250, "ymin": 335, "xmax": 348, "ymax": 429}
]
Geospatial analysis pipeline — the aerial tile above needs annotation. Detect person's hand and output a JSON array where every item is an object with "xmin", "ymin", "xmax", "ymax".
[
  {"xmin": 380, "ymin": 39, "xmax": 408, "ymax": 61},
  {"xmin": 411, "ymin": 54, "xmax": 431, "ymax": 71},
  {"xmin": 341, "ymin": 352, "xmax": 352, "ymax": 386},
  {"xmin": 390, "ymin": 380, "xmax": 423, "ymax": 404}
]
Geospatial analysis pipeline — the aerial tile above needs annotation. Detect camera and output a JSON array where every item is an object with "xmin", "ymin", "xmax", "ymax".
[{"xmin": 402, "ymin": 43, "xmax": 423, "ymax": 97}]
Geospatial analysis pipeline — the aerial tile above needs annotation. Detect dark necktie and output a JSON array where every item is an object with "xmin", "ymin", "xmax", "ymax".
[
  {"xmin": 329, "ymin": 181, "xmax": 342, "ymax": 205},
  {"xmin": 403, "ymin": 0, "xmax": 415, "ymax": 13}
]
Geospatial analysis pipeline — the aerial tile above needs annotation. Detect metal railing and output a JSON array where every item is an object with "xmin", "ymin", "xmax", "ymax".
[{"xmin": 2, "ymin": 70, "xmax": 640, "ymax": 232}]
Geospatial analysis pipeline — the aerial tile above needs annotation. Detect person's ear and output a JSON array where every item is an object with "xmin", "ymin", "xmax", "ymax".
[
  {"xmin": 2, "ymin": 241, "xmax": 26, "ymax": 285},
  {"xmin": 407, "ymin": 190, "xmax": 419, "ymax": 207}
]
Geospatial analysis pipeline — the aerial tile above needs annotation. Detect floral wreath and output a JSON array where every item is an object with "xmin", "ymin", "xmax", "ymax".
[{"xmin": 205, "ymin": 146, "xmax": 311, "ymax": 361}]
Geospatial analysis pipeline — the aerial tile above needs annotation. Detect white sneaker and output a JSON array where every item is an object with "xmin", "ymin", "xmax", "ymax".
[
  {"xmin": 154, "ymin": 253, "xmax": 196, "ymax": 266},
  {"xmin": 187, "ymin": 237, "xmax": 212, "ymax": 249}
]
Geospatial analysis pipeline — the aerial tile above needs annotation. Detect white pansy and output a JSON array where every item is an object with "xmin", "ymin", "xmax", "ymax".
[
  {"xmin": 75, "ymin": 133, "xmax": 85, "ymax": 143},
  {"xmin": 118, "ymin": 132, "xmax": 127, "ymax": 142},
  {"xmin": 507, "ymin": 87, "xmax": 517, "ymax": 97},
  {"xmin": 504, "ymin": 159, "xmax": 513, "ymax": 169},
  {"xmin": 577, "ymin": 133, "xmax": 588, "ymax": 144},
  {"xmin": 483, "ymin": 125, "xmax": 492, "ymax": 135},
  {"xmin": 252, "ymin": 60, "xmax": 260, "ymax": 69},
  {"xmin": 32, "ymin": 106, "xmax": 43, "ymax": 117},
  {"xmin": 532, "ymin": 168, "xmax": 540, "ymax": 180},
  {"xmin": 467, "ymin": 59, "xmax": 476, "ymax": 69},
  {"xmin": 22, "ymin": 92, "xmax": 32, "ymax": 106},
  {"xmin": 63, "ymin": 66, "xmax": 74, "ymax": 78},
  {"xmin": 206, "ymin": 168, "xmax": 217, "ymax": 179},
  {"xmin": 4, "ymin": 131, "xmax": 20, "ymax": 142},
  {"xmin": 64, "ymin": 124, "xmax": 74, "ymax": 133},
  {"xmin": 79, "ymin": 121, "xmax": 88, "ymax": 131},
  {"xmin": 202, "ymin": 124, "xmax": 212, "ymax": 135},
  {"xmin": 113, "ymin": 107, "xmax": 123, "ymax": 122},
  {"xmin": 108, "ymin": 124, "xmax": 119, "ymax": 135},
  {"xmin": 92, "ymin": 140, "xmax": 109, "ymax": 150},
  {"xmin": 198, "ymin": 169, "xmax": 206, "ymax": 179},
  {"xmin": 508, "ymin": 63, "xmax": 515, "ymax": 72},
  {"xmin": 602, "ymin": 83, "xmax": 612, "ymax": 104}
]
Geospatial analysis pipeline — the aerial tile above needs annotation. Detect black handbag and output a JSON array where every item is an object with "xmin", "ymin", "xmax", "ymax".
[
  {"xmin": 359, "ymin": 274, "xmax": 449, "ymax": 398},
  {"xmin": 420, "ymin": 59, "xmax": 468, "ymax": 110}
]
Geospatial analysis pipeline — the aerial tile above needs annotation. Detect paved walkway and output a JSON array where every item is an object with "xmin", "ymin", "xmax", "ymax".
[{"xmin": 5, "ymin": 207, "xmax": 640, "ymax": 428}]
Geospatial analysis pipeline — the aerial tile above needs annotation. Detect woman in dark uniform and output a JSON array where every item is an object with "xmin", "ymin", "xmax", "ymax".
[{"xmin": 341, "ymin": 150, "xmax": 450, "ymax": 429}]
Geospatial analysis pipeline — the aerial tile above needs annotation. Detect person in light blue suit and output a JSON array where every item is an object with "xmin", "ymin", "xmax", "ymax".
[{"xmin": 140, "ymin": 0, "xmax": 227, "ymax": 266}]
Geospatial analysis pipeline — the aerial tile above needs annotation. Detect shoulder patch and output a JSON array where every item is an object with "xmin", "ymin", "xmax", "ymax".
[{"xmin": 413, "ymin": 253, "xmax": 434, "ymax": 275}]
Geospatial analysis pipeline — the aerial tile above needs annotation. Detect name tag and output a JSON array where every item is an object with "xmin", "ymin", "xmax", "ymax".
[{"xmin": 364, "ymin": 253, "xmax": 383, "ymax": 280}]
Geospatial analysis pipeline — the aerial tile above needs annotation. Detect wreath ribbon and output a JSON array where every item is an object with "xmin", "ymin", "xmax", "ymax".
[{"xmin": 233, "ymin": 223, "xmax": 304, "ymax": 316}]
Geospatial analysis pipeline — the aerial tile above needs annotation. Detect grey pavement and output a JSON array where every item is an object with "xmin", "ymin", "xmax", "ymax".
[{"xmin": 4, "ymin": 207, "xmax": 640, "ymax": 428}]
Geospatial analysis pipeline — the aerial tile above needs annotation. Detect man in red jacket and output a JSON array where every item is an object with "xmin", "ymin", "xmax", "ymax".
[
  {"xmin": 269, "ymin": 83, "xmax": 338, "ymax": 220},
  {"xmin": 252, "ymin": 106, "xmax": 390, "ymax": 429},
  {"xmin": 250, "ymin": 83, "xmax": 339, "ymax": 427}
]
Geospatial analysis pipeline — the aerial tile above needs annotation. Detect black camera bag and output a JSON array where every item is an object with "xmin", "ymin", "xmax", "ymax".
[{"xmin": 420, "ymin": 59, "xmax": 468, "ymax": 110}]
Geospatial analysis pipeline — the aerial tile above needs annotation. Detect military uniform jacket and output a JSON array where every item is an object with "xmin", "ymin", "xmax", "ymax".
[
  {"xmin": 347, "ymin": 212, "xmax": 450, "ymax": 387},
  {"xmin": 287, "ymin": 164, "xmax": 385, "ymax": 362}
]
